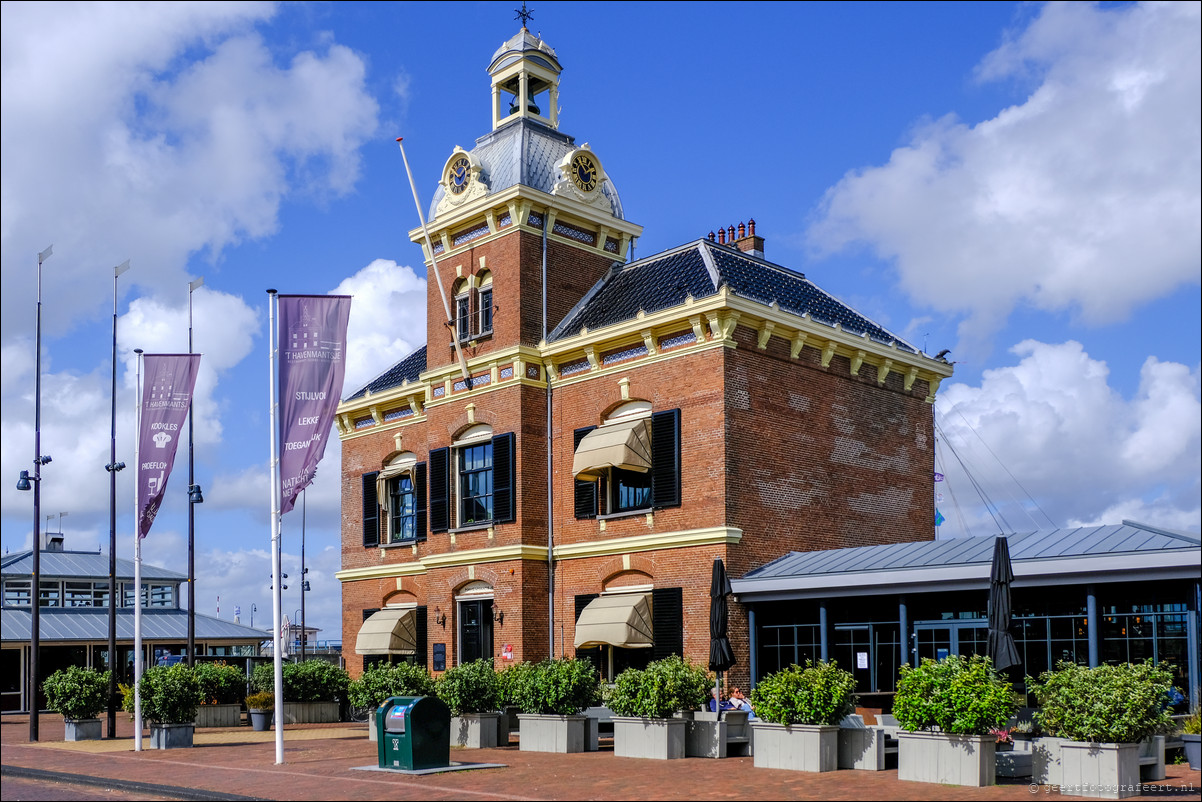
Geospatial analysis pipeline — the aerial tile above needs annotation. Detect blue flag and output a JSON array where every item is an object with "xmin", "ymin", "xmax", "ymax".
[{"xmin": 934, "ymin": 509, "xmax": 946, "ymax": 526}]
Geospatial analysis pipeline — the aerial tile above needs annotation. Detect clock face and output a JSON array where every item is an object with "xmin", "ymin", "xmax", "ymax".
[
  {"xmin": 570, "ymin": 153, "xmax": 598, "ymax": 192},
  {"xmin": 448, "ymin": 156, "xmax": 471, "ymax": 195}
]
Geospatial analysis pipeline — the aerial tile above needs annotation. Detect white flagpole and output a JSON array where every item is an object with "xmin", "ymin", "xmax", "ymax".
[
  {"xmin": 267, "ymin": 290, "xmax": 284, "ymax": 764},
  {"xmin": 132, "ymin": 349, "xmax": 144, "ymax": 751},
  {"xmin": 396, "ymin": 137, "xmax": 472, "ymax": 385}
]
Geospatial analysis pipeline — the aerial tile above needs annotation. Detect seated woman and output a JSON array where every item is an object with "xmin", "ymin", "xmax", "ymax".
[
  {"xmin": 708, "ymin": 688, "xmax": 734, "ymax": 712},
  {"xmin": 727, "ymin": 686, "xmax": 755, "ymax": 719}
]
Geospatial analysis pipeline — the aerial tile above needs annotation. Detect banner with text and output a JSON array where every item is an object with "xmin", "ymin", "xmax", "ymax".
[
  {"xmin": 278, "ymin": 294, "xmax": 351, "ymax": 515},
  {"xmin": 138, "ymin": 353, "xmax": 202, "ymax": 538}
]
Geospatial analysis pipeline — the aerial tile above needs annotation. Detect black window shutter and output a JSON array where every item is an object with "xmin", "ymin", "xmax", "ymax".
[
  {"xmin": 651, "ymin": 587, "xmax": 683, "ymax": 661},
  {"xmin": 574, "ymin": 594, "xmax": 602, "ymax": 671},
  {"xmin": 415, "ymin": 605, "xmax": 428, "ymax": 668},
  {"xmin": 651, "ymin": 409, "xmax": 681, "ymax": 509},
  {"xmin": 415, "ymin": 462, "xmax": 428, "ymax": 542},
  {"xmin": 573, "ymin": 427, "xmax": 598, "ymax": 519},
  {"xmin": 492, "ymin": 432, "xmax": 516, "ymax": 523},
  {"xmin": 362, "ymin": 472, "xmax": 380, "ymax": 547},
  {"xmin": 429, "ymin": 448, "xmax": 449, "ymax": 533}
]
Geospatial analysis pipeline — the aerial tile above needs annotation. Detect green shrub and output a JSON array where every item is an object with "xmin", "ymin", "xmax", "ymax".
[
  {"xmin": 252, "ymin": 659, "xmax": 349, "ymax": 702},
  {"xmin": 43, "ymin": 666, "xmax": 111, "ymax": 721},
  {"xmin": 1183, "ymin": 712, "xmax": 1201, "ymax": 736},
  {"xmin": 123, "ymin": 664, "xmax": 203, "ymax": 724},
  {"xmin": 607, "ymin": 655, "xmax": 711, "ymax": 719},
  {"xmin": 497, "ymin": 661, "xmax": 535, "ymax": 708},
  {"xmin": 346, "ymin": 662, "xmax": 437, "ymax": 711},
  {"xmin": 1029, "ymin": 660, "xmax": 1174, "ymax": 743},
  {"xmin": 437, "ymin": 658, "xmax": 501, "ymax": 715},
  {"xmin": 750, "ymin": 660, "xmax": 857, "ymax": 726},
  {"xmin": 245, "ymin": 691, "xmax": 274, "ymax": 711},
  {"xmin": 893, "ymin": 655, "xmax": 1014, "ymax": 735},
  {"xmin": 515, "ymin": 658, "xmax": 601, "ymax": 716},
  {"xmin": 193, "ymin": 662, "xmax": 244, "ymax": 705}
]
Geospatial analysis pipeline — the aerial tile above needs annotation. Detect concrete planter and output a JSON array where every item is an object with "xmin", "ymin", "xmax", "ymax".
[
  {"xmin": 837, "ymin": 726, "xmax": 887, "ymax": 771},
  {"xmin": 1032, "ymin": 736, "xmax": 1072, "ymax": 786},
  {"xmin": 1060, "ymin": 741, "xmax": 1140, "ymax": 799},
  {"xmin": 149, "ymin": 723, "xmax": 195, "ymax": 749},
  {"xmin": 1183, "ymin": 733, "xmax": 1201, "ymax": 771},
  {"xmin": 517, "ymin": 713, "xmax": 587, "ymax": 753},
  {"xmin": 63, "ymin": 718, "xmax": 102, "ymax": 741},
  {"xmin": 612, "ymin": 716, "xmax": 687, "ymax": 760},
  {"xmin": 897, "ymin": 731, "xmax": 995, "ymax": 787},
  {"xmin": 451, "ymin": 712, "xmax": 501, "ymax": 749},
  {"xmin": 368, "ymin": 710, "xmax": 377, "ymax": 742},
  {"xmin": 751, "ymin": 722, "xmax": 838, "ymax": 772},
  {"xmin": 279, "ymin": 701, "xmax": 339, "ymax": 724},
  {"xmin": 195, "ymin": 703, "xmax": 242, "ymax": 728}
]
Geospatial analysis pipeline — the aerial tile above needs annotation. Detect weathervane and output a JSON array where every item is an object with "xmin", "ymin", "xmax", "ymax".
[{"xmin": 515, "ymin": 2, "xmax": 534, "ymax": 29}]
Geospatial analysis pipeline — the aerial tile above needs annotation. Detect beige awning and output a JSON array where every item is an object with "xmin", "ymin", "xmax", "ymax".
[
  {"xmin": 572, "ymin": 418, "xmax": 652, "ymax": 481},
  {"xmin": 375, "ymin": 460, "xmax": 413, "ymax": 505},
  {"xmin": 355, "ymin": 607, "xmax": 418, "ymax": 655},
  {"xmin": 573, "ymin": 593, "xmax": 654, "ymax": 649}
]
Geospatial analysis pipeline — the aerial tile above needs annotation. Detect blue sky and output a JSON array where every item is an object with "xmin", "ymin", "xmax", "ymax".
[{"xmin": 2, "ymin": 1, "xmax": 1198, "ymax": 642}]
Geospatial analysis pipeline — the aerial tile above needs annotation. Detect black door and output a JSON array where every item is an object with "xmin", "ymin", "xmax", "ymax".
[{"xmin": 459, "ymin": 600, "xmax": 493, "ymax": 664}]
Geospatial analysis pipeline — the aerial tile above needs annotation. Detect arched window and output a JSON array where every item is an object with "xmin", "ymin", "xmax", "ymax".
[
  {"xmin": 572, "ymin": 402, "xmax": 680, "ymax": 519},
  {"xmin": 452, "ymin": 278, "xmax": 471, "ymax": 343},
  {"xmin": 476, "ymin": 271, "xmax": 493, "ymax": 336},
  {"xmin": 376, "ymin": 452, "xmax": 426, "ymax": 544}
]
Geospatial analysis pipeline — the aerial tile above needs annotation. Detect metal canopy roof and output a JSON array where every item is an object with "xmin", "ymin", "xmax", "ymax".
[
  {"xmin": 1, "ymin": 607, "xmax": 268, "ymax": 643},
  {"xmin": 1, "ymin": 550, "xmax": 185, "ymax": 582},
  {"xmin": 732, "ymin": 521, "xmax": 1201, "ymax": 601}
]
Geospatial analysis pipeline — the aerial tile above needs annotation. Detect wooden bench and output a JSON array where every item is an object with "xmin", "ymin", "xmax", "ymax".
[
  {"xmin": 837, "ymin": 714, "xmax": 898, "ymax": 771},
  {"xmin": 1138, "ymin": 735, "xmax": 1165, "ymax": 781},
  {"xmin": 583, "ymin": 705, "xmax": 615, "ymax": 752},
  {"xmin": 686, "ymin": 710, "xmax": 751, "ymax": 758}
]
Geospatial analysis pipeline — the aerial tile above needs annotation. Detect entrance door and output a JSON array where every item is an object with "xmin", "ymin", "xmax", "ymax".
[{"xmin": 459, "ymin": 599, "xmax": 493, "ymax": 664}]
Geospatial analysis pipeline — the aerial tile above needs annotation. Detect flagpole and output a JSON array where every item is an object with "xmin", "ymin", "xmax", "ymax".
[
  {"xmin": 133, "ymin": 348, "xmax": 144, "ymax": 752},
  {"xmin": 107, "ymin": 259, "xmax": 129, "ymax": 738},
  {"xmin": 267, "ymin": 289, "xmax": 284, "ymax": 764},
  {"xmin": 396, "ymin": 137, "xmax": 471, "ymax": 384}
]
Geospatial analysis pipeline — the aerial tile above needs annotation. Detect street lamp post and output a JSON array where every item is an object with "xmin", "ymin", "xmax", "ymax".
[
  {"xmin": 107, "ymin": 259, "xmax": 129, "ymax": 737},
  {"xmin": 187, "ymin": 276, "xmax": 204, "ymax": 665}
]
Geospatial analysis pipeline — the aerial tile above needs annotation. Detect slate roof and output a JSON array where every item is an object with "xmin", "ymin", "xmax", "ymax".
[
  {"xmin": 345, "ymin": 345, "xmax": 427, "ymax": 402},
  {"xmin": 1, "ymin": 607, "xmax": 268, "ymax": 643},
  {"xmin": 734, "ymin": 521, "xmax": 1201, "ymax": 590},
  {"xmin": 549, "ymin": 239, "xmax": 915, "ymax": 350},
  {"xmin": 1, "ymin": 550, "xmax": 185, "ymax": 582},
  {"xmin": 428, "ymin": 118, "xmax": 624, "ymax": 221}
]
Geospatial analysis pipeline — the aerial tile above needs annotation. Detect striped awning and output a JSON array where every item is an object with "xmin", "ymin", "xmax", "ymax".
[
  {"xmin": 573, "ymin": 593, "xmax": 653, "ymax": 649},
  {"xmin": 355, "ymin": 607, "xmax": 417, "ymax": 655},
  {"xmin": 572, "ymin": 418, "xmax": 652, "ymax": 481}
]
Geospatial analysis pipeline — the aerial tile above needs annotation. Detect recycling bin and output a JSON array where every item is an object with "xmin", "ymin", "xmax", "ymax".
[{"xmin": 376, "ymin": 695, "xmax": 451, "ymax": 770}]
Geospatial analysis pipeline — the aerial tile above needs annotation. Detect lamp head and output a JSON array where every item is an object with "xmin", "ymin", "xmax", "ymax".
[
  {"xmin": 105, "ymin": 461, "xmax": 126, "ymax": 473},
  {"xmin": 188, "ymin": 484, "xmax": 204, "ymax": 504},
  {"xmin": 16, "ymin": 471, "xmax": 31, "ymax": 491}
]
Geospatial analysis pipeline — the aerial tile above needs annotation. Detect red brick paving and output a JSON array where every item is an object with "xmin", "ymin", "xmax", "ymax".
[{"xmin": 3, "ymin": 715, "xmax": 1198, "ymax": 801}]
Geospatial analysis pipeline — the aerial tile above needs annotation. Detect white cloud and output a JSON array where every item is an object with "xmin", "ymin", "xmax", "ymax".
[
  {"xmin": 808, "ymin": 2, "xmax": 1201, "ymax": 351},
  {"xmin": 0, "ymin": 1, "xmax": 379, "ymax": 342},
  {"xmin": 935, "ymin": 340, "xmax": 1201, "ymax": 535},
  {"xmin": 334, "ymin": 258, "xmax": 428, "ymax": 396}
]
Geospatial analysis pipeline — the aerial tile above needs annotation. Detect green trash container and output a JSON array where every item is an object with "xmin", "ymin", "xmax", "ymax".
[{"xmin": 376, "ymin": 695, "xmax": 451, "ymax": 770}]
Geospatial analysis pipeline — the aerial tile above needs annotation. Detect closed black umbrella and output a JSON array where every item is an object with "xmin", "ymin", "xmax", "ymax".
[
  {"xmin": 987, "ymin": 536, "xmax": 1021, "ymax": 671},
  {"xmin": 709, "ymin": 559, "xmax": 736, "ymax": 674}
]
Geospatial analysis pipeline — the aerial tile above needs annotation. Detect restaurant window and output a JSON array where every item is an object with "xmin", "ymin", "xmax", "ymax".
[{"xmin": 573, "ymin": 404, "xmax": 680, "ymax": 519}]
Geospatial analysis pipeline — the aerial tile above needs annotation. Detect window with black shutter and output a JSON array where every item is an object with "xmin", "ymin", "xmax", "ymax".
[
  {"xmin": 574, "ymin": 594, "xmax": 602, "ymax": 672},
  {"xmin": 429, "ymin": 448, "xmax": 449, "ymax": 533},
  {"xmin": 650, "ymin": 409, "xmax": 681, "ymax": 509},
  {"xmin": 651, "ymin": 586, "xmax": 683, "ymax": 661},
  {"xmin": 573, "ymin": 427, "xmax": 597, "ymax": 519},
  {"xmin": 491, "ymin": 432, "xmax": 515, "ymax": 523},
  {"xmin": 414, "ymin": 462, "xmax": 428, "ymax": 542},
  {"xmin": 362, "ymin": 472, "xmax": 380, "ymax": 547},
  {"xmin": 415, "ymin": 605, "xmax": 428, "ymax": 668}
]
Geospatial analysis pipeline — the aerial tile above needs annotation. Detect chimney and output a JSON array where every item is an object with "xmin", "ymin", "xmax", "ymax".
[
  {"xmin": 44, "ymin": 533, "xmax": 65, "ymax": 552},
  {"xmin": 733, "ymin": 217, "xmax": 765, "ymax": 259}
]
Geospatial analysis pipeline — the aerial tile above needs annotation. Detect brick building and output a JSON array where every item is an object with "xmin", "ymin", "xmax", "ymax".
[{"xmin": 335, "ymin": 25, "xmax": 954, "ymax": 687}]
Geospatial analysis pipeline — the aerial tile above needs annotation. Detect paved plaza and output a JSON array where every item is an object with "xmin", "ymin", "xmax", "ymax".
[{"xmin": 2, "ymin": 715, "xmax": 1199, "ymax": 801}]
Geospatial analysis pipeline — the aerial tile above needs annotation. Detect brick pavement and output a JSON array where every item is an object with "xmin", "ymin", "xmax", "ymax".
[{"xmin": 3, "ymin": 715, "xmax": 1199, "ymax": 801}]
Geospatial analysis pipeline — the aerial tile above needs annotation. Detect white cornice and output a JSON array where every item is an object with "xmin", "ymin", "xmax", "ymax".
[{"xmin": 336, "ymin": 543, "xmax": 552, "ymax": 584}]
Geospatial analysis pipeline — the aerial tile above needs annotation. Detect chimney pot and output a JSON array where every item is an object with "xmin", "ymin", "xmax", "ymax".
[
  {"xmin": 749, "ymin": 218, "xmax": 756, "ymax": 237},
  {"xmin": 708, "ymin": 231, "xmax": 715, "ymax": 242},
  {"xmin": 717, "ymin": 228, "xmax": 726, "ymax": 244},
  {"xmin": 727, "ymin": 225, "xmax": 735, "ymax": 242},
  {"xmin": 738, "ymin": 222, "xmax": 746, "ymax": 238}
]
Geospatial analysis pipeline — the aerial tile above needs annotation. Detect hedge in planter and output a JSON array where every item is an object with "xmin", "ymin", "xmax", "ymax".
[
  {"xmin": 749, "ymin": 660, "xmax": 856, "ymax": 772},
  {"xmin": 252, "ymin": 659, "xmax": 350, "ymax": 702},
  {"xmin": 123, "ymin": 664, "xmax": 204, "ymax": 748},
  {"xmin": 893, "ymin": 655, "xmax": 1015, "ymax": 787},
  {"xmin": 515, "ymin": 659, "xmax": 601, "ymax": 754},
  {"xmin": 193, "ymin": 662, "xmax": 244, "ymax": 727},
  {"xmin": 1028, "ymin": 661, "xmax": 1174, "ymax": 799},
  {"xmin": 43, "ymin": 666, "xmax": 111, "ymax": 741},
  {"xmin": 348, "ymin": 662, "xmax": 437, "ymax": 740},
  {"xmin": 607, "ymin": 656, "xmax": 710, "ymax": 760},
  {"xmin": 438, "ymin": 658, "xmax": 502, "ymax": 748}
]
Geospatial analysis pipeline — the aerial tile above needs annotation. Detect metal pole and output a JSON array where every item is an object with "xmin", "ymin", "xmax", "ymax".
[
  {"xmin": 133, "ymin": 349, "xmax": 144, "ymax": 752},
  {"xmin": 267, "ymin": 289, "xmax": 285, "ymax": 764},
  {"xmin": 300, "ymin": 490, "xmax": 306, "ymax": 663},
  {"xmin": 543, "ymin": 218, "xmax": 555, "ymax": 659},
  {"xmin": 395, "ymin": 138, "xmax": 471, "ymax": 384},
  {"xmin": 187, "ymin": 277, "xmax": 203, "ymax": 665},
  {"xmin": 107, "ymin": 259, "xmax": 129, "ymax": 738},
  {"xmin": 29, "ymin": 245, "xmax": 50, "ymax": 741}
]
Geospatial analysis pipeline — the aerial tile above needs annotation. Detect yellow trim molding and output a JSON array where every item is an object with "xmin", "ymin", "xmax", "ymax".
[{"xmin": 553, "ymin": 526, "xmax": 743, "ymax": 560}]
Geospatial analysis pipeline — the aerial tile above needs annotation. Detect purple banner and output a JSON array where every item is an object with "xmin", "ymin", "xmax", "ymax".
[
  {"xmin": 138, "ymin": 354, "xmax": 202, "ymax": 538},
  {"xmin": 278, "ymin": 294, "xmax": 351, "ymax": 515}
]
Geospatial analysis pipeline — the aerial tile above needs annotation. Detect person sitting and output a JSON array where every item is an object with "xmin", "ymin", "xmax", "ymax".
[
  {"xmin": 728, "ymin": 686, "xmax": 755, "ymax": 719},
  {"xmin": 708, "ymin": 688, "xmax": 734, "ymax": 712}
]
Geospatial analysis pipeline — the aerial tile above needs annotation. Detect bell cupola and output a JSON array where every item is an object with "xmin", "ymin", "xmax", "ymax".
[{"xmin": 488, "ymin": 26, "xmax": 562, "ymax": 130}]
